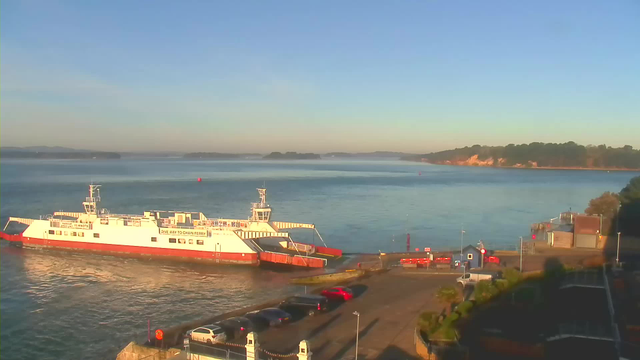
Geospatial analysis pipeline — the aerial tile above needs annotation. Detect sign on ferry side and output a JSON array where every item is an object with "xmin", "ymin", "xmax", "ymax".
[{"xmin": 159, "ymin": 229, "xmax": 207, "ymax": 237}]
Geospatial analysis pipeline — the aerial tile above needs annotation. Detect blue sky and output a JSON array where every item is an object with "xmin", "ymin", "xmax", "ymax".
[{"xmin": 1, "ymin": 1, "xmax": 639, "ymax": 153}]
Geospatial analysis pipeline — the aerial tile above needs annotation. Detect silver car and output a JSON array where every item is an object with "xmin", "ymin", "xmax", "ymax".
[{"xmin": 187, "ymin": 324, "xmax": 227, "ymax": 344}]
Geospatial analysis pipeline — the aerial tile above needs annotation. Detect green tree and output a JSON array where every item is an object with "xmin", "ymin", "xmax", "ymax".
[
  {"xmin": 585, "ymin": 191, "xmax": 620, "ymax": 235},
  {"xmin": 619, "ymin": 176, "xmax": 640, "ymax": 236},
  {"xmin": 435, "ymin": 286, "xmax": 461, "ymax": 315},
  {"xmin": 473, "ymin": 280, "xmax": 500, "ymax": 303}
]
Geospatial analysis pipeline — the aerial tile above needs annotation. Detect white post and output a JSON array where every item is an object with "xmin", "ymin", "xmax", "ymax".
[
  {"xmin": 617, "ymin": 232, "xmax": 621, "ymax": 265},
  {"xmin": 353, "ymin": 311, "xmax": 360, "ymax": 359},
  {"xmin": 461, "ymin": 228, "xmax": 465, "ymax": 276},
  {"xmin": 297, "ymin": 340, "xmax": 312, "ymax": 360},
  {"xmin": 519, "ymin": 237, "xmax": 523, "ymax": 273},
  {"xmin": 246, "ymin": 332, "xmax": 258, "ymax": 360}
]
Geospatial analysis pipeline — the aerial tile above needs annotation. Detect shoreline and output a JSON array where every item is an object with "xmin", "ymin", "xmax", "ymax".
[{"xmin": 407, "ymin": 161, "xmax": 640, "ymax": 172}]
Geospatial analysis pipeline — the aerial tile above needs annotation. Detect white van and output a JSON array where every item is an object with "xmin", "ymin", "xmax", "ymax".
[{"xmin": 457, "ymin": 271, "xmax": 502, "ymax": 288}]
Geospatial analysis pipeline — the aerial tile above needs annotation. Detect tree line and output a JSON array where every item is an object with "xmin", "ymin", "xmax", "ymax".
[{"xmin": 404, "ymin": 142, "xmax": 640, "ymax": 169}]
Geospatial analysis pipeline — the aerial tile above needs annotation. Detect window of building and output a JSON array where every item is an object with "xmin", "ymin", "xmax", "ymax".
[
  {"xmin": 169, "ymin": 238, "xmax": 177, "ymax": 243},
  {"xmin": 49, "ymin": 230, "xmax": 55, "ymax": 235},
  {"xmin": 467, "ymin": 253, "xmax": 473, "ymax": 260},
  {"xmin": 93, "ymin": 233, "xmax": 100, "ymax": 238},
  {"xmin": 197, "ymin": 240, "xmax": 204, "ymax": 245},
  {"xmin": 151, "ymin": 237, "xmax": 157, "ymax": 242},
  {"xmin": 188, "ymin": 239, "xmax": 194, "ymax": 245}
]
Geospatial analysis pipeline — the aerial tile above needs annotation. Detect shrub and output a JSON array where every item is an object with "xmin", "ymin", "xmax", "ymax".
[
  {"xmin": 474, "ymin": 280, "xmax": 500, "ymax": 303},
  {"xmin": 502, "ymin": 268, "xmax": 523, "ymax": 287},
  {"xmin": 435, "ymin": 286, "xmax": 462, "ymax": 315},
  {"xmin": 417, "ymin": 311, "xmax": 440, "ymax": 334},
  {"xmin": 455, "ymin": 300, "xmax": 474, "ymax": 318}
]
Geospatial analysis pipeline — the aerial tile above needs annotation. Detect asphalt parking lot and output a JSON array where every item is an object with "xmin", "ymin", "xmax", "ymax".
[{"xmin": 209, "ymin": 268, "xmax": 459, "ymax": 360}]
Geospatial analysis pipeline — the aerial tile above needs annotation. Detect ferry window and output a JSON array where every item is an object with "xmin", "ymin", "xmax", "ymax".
[
  {"xmin": 189, "ymin": 239, "xmax": 194, "ymax": 245},
  {"xmin": 169, "ymin": 238, "xmax": 177, "ymax": 243},
  {"xmin": 467, "ymin": 254, "xmax": 473, "ymax": 260},
  {"xmin": 49, "ymin": 230, "xmax": 55, "ymax": 235},
  {"xmin": 64, "ymin": 231, "xmax": 68, "ymax": 236},
  {"xmin": 151, "ymin": 237, "xmax": 157, "ymax": 242},
  {"xmin": 56, "ymin": 230, "xmax": 62, "ymax": 235},
  {"xmin": 72, "ymin": 232, "xmax": 77, "ymax": 236},
  {"xmin": 93, "ymin": 233, "xmax": 100, "ymax": 238},
  {"xmin": 79, "ymin": 232, "xmax": 84, "ymax": 237},
  {"xmin": 178, "ymin": 238, "xmax": 185, "ymax": 244},
  {"xmin": 197, "ymin": 240, "xmax": 204, "ymax": 245}
]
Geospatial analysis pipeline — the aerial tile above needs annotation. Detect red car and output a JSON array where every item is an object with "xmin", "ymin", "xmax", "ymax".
[{"xmin": 321, "ymin": 286, "xmax": 353, "ymax": 301}]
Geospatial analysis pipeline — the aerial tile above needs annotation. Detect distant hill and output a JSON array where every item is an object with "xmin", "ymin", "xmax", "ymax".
[
  {"xmin": 402, "ymin": 142, "xmax": 640, "ymax": 170},
  {"xmin": 325, "ymin": 151, "xmax": 415, "ymax": 159},
  {"xmin": 263, "ymin": 152, "xmax": 321, "ymax": 160},
  {"xmin": 1, "ymin": 150, "xmax": 120, "ymax": 159},
  {"xmin": 183, "ymin": 152, "xmax": 261, "ymax": 159},
  {"xmin": 1, "ymin": 146, "xmax": 92, "ymax": 153}
]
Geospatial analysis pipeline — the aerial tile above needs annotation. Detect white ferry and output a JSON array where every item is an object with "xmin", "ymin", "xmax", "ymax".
[{"xmin": 0, "ymin": 185, "xmax": 341, "ymax": 268}]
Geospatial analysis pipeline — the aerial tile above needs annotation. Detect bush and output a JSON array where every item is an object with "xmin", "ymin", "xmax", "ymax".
[
  {"xmin": 455, "ymin": 300, "xmax": 474, "ymax": 318},
  {"xmin": 431, "ymin": 313, "xmax": 460, "ymax": 340},
  {"xmin": 435, "ymin": 285, "xmax": 462, "ymax": 315},
  {"xmin": 503, "ymin": 268, "xmax": 523, "ymax": 287},
  {"xmin": 474, "ymin": 280, "xmax": 500, "ymax": 303},
  {"xmin": 417, "ymin": 311, "xmax": 440, "ymax": 334}
]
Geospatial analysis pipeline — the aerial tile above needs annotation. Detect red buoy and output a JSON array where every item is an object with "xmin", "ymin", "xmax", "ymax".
[{"xmin": 197, "ymin": 178, "xmax": 202, "ymax": 182}]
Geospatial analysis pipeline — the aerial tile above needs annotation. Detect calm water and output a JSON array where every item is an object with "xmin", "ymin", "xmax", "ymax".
[{"xmin": 1, "ymin": 158, "xmax": 636, "ymax": 360}]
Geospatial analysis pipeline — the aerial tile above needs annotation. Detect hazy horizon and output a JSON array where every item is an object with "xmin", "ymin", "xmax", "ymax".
[{"xmin": 2, "ymin": 1, "xmax": 639, "ymax": 153}]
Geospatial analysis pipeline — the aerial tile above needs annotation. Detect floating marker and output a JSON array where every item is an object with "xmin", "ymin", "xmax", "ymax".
[{"xmin": 197, "ymin": 178, "xmax": 202, "ymax": 182}]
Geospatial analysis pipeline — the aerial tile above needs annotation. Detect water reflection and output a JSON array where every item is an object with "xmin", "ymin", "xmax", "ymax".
[{"xmin": 1, "ymin": 245, "xmax": 304, "ymax": 360}]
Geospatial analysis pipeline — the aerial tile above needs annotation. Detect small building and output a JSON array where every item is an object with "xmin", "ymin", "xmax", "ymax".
[
  {"xmin": 453, "ymin": 245, "xmax": 482, "ymax": 269},
  {"xmin": 574, "ymin": 214, "xmax": 601, "ymax": 249}
]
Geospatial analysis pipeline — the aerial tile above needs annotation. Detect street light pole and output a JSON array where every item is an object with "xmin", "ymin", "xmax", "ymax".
[
  {"xmin": 353, "ymin": 311, "xmax": 360, "ymax": 359},
  {"xmin": 519, "ymin": 236, "xmax": 523, "ymax": 273},
  {"xmin": 461, "ymin": 228, "xmax": 465, "ymax": 276},
  {"xmin": 617, "ymin": 232, "xmax": 621, "ymax": 265}
]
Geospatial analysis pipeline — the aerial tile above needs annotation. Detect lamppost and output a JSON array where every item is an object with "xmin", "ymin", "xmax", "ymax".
[
  {"xmin": 617, "ymin": 232, "xmax": 622, "ymax": 265},
  {"xmin": 353, "ymin": 311, "xmax": 360, "ymax": 359},
  {"xmin": 461, "ymin": 228, "xmax": 465, "ymax": 275},
  {"xmin": 519, "ymin": 236, "xmax": 523, "ymax": 273}
]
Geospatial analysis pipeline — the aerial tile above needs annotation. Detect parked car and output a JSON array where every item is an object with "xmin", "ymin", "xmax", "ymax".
[
  {"xmin": 457, "ymin": 271, "xmax": 502, "ymax": 288},
  {"xmin": 187, "ymin": 324, "xmax": 227, "ymax": 344},
  {"xmin": 279, "ymin": 294, "xmax": 329, "ymax": 316},
  {"xmin": 245, "ymin": 307, "xmax": 292, "ymax": 327},
  {"xmin": 321, "ymin": 286, "xmax": 354, "ymax": 301},
  {"xmin": 214, "ymin": 316, "xmax": 254, "ymax": 340}
]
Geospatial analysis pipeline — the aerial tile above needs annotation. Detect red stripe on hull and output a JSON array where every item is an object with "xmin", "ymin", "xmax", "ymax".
[{"xmin": 0, "ymin": 232, "xmax": 258, "ymax": 265}]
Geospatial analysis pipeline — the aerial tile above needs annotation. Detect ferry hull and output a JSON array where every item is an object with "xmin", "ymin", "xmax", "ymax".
[{"xmin": 0, "ymin": 232, "xmax": 259, "ymax": 266}]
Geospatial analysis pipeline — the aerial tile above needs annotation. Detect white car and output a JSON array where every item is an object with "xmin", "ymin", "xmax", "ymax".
[
  {"xmin": 457, "ymin": 271, "xmax": 502, "ymax": 288},
  {"xmin": 187, "ymin": 324, "xmax": 227, "ymax": 344}
]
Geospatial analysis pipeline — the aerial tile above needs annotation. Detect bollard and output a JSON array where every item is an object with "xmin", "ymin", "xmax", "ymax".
[
  {"xmin": 246, "ymin": 332, "xmax": 259, "ymax": 360},
  {"xmin": 298, "ymin": 340, "xmax": 312, "ymax": 360}
]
